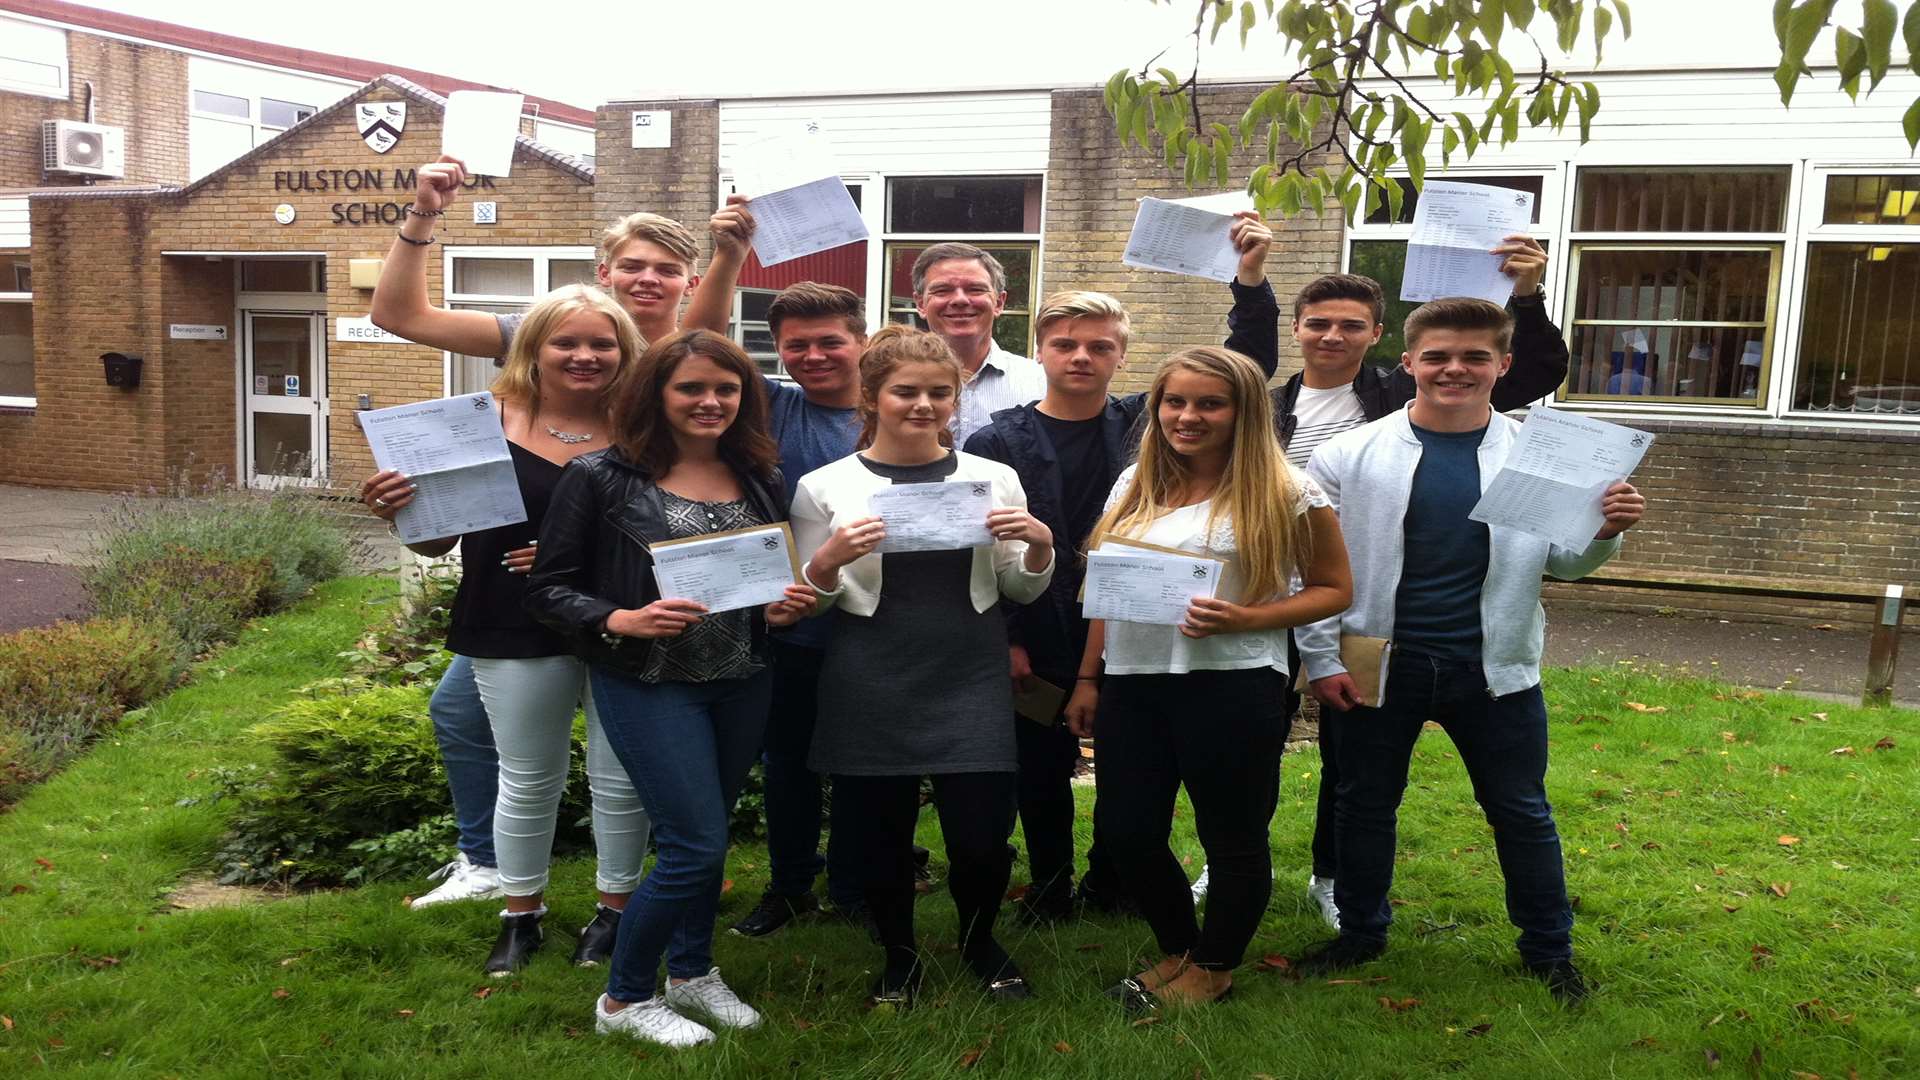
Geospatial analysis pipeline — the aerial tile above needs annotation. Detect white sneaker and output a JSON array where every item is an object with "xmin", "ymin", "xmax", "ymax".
[
  {"xmin": 1307, "ymin": 874, "xmax": 1341, "ymax": 931},
  {"xmin": 409, "ymin": 853, "xmax": 504, "ymax": 909},
  {"xmin": 665, "ymin": 967, "xmax": 763, "ymax": 1030},
  {"xmin": 1190, "ymin": 865, "xmax": 1210, "ymax": 905},
  {"xmin": 595, "ymin": 994, "xmax": 715, "ymax": 1048}
]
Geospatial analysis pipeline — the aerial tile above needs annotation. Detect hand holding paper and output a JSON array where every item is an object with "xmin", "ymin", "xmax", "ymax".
[
  {"xmin": 441, "ymin": 91, "xmax": 524, "ymax": 177},
  {"xmin": 869, "ymin": 480, "xmax": 994, "ymax": 552},
  {"xmin": 733, "ymin": 128, "xmax": 868, "ymax": 266},
  {"xmin": 359, "ymin": 392, "xmax": 528, "ymax": 544},
  {"xmin": 1468, "ymin": 406, "xmax": 1653, "ymax": 549},
  {"xmin": 1123, "ymin": 196, "xmax": 1245, "ymax": 283}
]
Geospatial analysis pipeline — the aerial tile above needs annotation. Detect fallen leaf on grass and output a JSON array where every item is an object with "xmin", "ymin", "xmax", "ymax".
[
  {"xmin": 1623, "ymin": 702, "xmax": 1666, "ymax": 713},
  {"xmin": 1873, "ymin": 737, "xmax": 1895, "ymax": 751},
  {"xmin": 1, "ymin": 1015, "xmax": 12, "ymax": 1031},
  {"xmin": 1832, "ymin": 861, "xmax": 1850, "ymax": 870},
  {"xmin": 270, "ymin": 988, "xmax": 289, "ymax": 1000},
  {"xmin": 957, "ymin": 1038, "xmax": 990, "ymax": 1069},
  {"xmin": 1721, "ymin": 731, "xmax": 1737, "ymax": 743},
  {"xmin": 1129, "ymin": 1015, "xmax": 1160, "ymax": 1028},
  {"xmin": 1256, "ymin": 953, "xmax": 1292, "ymax": 972},
  {"xmin": 1705, "ymin": 1013, "xmax": 1724, "ymax": 1028},
  {"xmin": 1631, "ymin": 1036, "xmax": 1660, "ymax": 1049},
  {"xmin": 1778, "ymin": 835, "xmax": 1801, "ymax": 846},
  {"xmin": 1770, "ymin": 764, "xmax": 1791, "ymax": 777},
  {"xmin": 1326, "ymin": 976, "xmax": 1390, "ymax": 986},
  {"xmin": 472, "ymin": 987, "xmax": 494, "ymax": 1000},
  {"xmin": 720, "ymin": 879, "xmax": 733, "ymax": 894},
  {"xmin": 1770, "ymin": 882, "xmax": 1793, "ymax": 898},
  {"xmin": 7, "ymin": 884, "xmax": 25, "ymax": 895},
  {"xmin": 1005, "ymin": 884, "xmax": 1030, "ymax": 902},
  {"xmin": 1464, "ymin": 1022, "xmax": 1492, "ymax": 1037},
  {"xmin": 1749, "ymin": 945, "xmax": 1773, "ymax": 969},
  {"xmin": 81, "ymin": 956, "xmax": 120, "ymax": 970},
  {"xmin": 1723, "ymin": 905, "xmax": 1741, "ymax": 914},
  {"xmin": 33, "ymin": 858, "xmax": 52, "ymax": 872},
  {"xmin": 1811, "ymin": 712, "xmax": 1828, "ymax": 721},
  {"xmin": 791, "ymin": 1018, "xmax": 814, "ymax": 1031},
  {"xmin": 1790, "ymin": 1072, "xmax": 1822, "ymax": 1080},
  {"xmin": 1831, "ymin": 746, "xmax": 1855, "ymax": 756},
  {"xmin": 395, "ymin": 1009, "xmax": 414, "ymax": 1019},
  {"xmin": 1052, "ymin": 1041, "xmax": 1072, "ymax": 1054},
  {"xmin": 1377, "ymin": 996, "xmax": 1421, "ymax": 1012}
]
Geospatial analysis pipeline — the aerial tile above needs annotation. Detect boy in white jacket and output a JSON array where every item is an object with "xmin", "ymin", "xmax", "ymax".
[{"xmin": 1295, "ymin": 297, "xmax": 1645, "ymax": 1004}]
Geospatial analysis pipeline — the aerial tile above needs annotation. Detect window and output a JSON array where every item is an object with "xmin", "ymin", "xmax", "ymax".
[
  {"xmin": 443, "ymin": 248, "xmax": 597, "ymax": 396},
  {"xmin": 189, "ymin": 88, "xmax": 319, "ymax": 179},
  {"xmin": 241, "ymin": 259, "xmax": 321, "ymax": 293},
  {"xmin": 1561, "ymin": 168, "xmax": 1789, "ymax": 406},
  {"xmin": 880, "ymin": 175, "xmax": 1044, "ymax": 355},
  {"xmin": 1, "ymin": 252, "xmax": 31, "ymax": 406},
  {"xmin": 192, "ymin": 90, "xmax": 250, "ymax": 118},
  {"xmin": 259, "ymin": 97, "xmax": 316, "ymax": 132},
  {"xmin": 1343, "ymin": 172, "xmax": 1559, "ymax": 369},
  {"xmin": 0, "ymin": 16, "xmax": 67, "ymax": 98},
  {"xmin": 1793, "ymin": 172, "xmax": 1920, "ymax": 416},
  {"xmin": 734, "ymin": 289, "xmax": 780, "ymax": 376}
]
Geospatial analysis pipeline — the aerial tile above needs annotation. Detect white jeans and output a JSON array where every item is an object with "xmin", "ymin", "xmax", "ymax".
[{"xmin": 470, "ymin": 655, "xmax": 650, "ymax": 897}]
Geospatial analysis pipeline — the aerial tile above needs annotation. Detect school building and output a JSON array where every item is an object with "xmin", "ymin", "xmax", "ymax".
[{"xmin": 1, "ymin": 1, "xmax": 1914, "ymax": 627}]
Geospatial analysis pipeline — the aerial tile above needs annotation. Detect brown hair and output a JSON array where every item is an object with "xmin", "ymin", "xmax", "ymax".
[
  {"xmin": 1292, "ymin": 273, "xmax": 1385, "ymax": 324},
  {"xmin": 853, "ymin": 325, "xmax": 963, "ymax": 451},
  {"xmin": 1402, "ymin": 297, "xmax": 1515, "ymax": 355},
  {"xmin": 1034, "ymin": 290, "xmax": 1132, "ymax": 350},
  {"xmin": 608, "ymin": 329, "xmax": 778, "ymax": 479},
  {"xmin": 598, "ymin": 212, "xmax": 699, "ymax": 269},
  {"xmin": 911, "ymin": 242, "xmax": 1007, "ymax": 295},
  {"xmin": 767, "ymin": 281, "xmax": 866, "ymax": 339}
]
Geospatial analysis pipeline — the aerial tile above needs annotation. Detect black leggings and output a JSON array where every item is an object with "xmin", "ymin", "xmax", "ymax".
[
  {"xmin": 1094, "ymin": 668, "xmax": 1289, "ymax": 970},
  {"xmin": 831, "ymin": 771, "xmax": 1017, "ymax": 972}
]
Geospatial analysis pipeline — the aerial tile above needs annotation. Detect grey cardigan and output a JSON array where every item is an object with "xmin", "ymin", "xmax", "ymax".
[{"xmin": 1298, "ymin": 404, "xmax": 1622, "ymax": 697}]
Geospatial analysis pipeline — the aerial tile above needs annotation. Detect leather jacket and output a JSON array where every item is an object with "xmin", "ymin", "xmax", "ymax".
[{"xmin": 523, "ymin": 445, "xmax": 788, "ymax": 679}]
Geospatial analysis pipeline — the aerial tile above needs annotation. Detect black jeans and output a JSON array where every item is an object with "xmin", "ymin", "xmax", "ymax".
[
  {"xmin": 831, "ymin": 771, "xmax": 1017, "ymax": 957},
  {"xmin": 1013, "ymin": 713, "xmax": 1120, "ymax": 902},
  {"xmin": 762, "ymin": 639, "xmax": 860, "ymax": 908},
  {"xmin": 1327, "ymin": 651, "xmax": 1574, "ymax": 965},
  {"xmin": 1094, "ymin": 668, "xmax": 1289, "ymax": 970}
]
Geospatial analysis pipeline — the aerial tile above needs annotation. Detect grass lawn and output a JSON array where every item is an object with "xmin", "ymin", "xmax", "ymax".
[{"xmin": 2, "ymin": 576, "xmax": 1917, "ymax": 1078}]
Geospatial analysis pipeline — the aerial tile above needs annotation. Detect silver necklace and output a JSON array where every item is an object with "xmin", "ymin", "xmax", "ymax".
[{"xmin": 545, "ymin": 425, "xmax": 595, "ymax": 445}]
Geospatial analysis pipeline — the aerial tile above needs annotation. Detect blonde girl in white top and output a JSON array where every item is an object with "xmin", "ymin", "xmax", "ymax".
[{"xmin": 1063, "ymin": 345, "xmax": 1351, "ymax": 1011}]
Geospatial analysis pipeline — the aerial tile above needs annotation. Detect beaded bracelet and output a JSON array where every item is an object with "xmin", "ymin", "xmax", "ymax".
[
  {"xmin": 395, "ymin": 231, "xmax": 434, "ymax": 247},
  {"xmin": 404, "ymin": 205, "xmax": 446, "ymax": 218}
]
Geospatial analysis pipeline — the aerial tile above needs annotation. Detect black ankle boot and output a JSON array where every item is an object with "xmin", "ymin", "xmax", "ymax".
[
  {"xmin": 571, "ymin": 904, "xmax": 621, "ymax": 967},
  {"xmin": 485, "ymin": 909, "xmax": 544, "ymax": 977}
]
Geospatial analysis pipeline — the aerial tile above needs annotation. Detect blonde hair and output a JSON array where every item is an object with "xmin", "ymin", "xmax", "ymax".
[
  {"xmin": 1089, "ymin": 346, "xmax": 1308, "ymax": 605},
  {"xmin": 1034, "ymin": 290, "xmax": 1132, "ymax": 349},
  {"xmin": 854, "ymin": 325, "xmax": 963, "ymax": 451},
  {"xmin": 490, "ymin": 284, "xmax": 645, "ymax": 415},
  {"xmin": 598, "ymin": 212, "xmax": 699, "ymax": 268}
]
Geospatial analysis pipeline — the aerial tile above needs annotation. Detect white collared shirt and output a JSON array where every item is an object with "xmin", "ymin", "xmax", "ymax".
[{"xmin": 953, "ymin": 342, "xmax": 1045, "ymax": 445}]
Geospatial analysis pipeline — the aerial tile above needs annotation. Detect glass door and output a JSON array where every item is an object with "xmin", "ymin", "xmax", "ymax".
[{"xmin": 242, "ymin": 312, "xmax": 326, "ymax": 485}]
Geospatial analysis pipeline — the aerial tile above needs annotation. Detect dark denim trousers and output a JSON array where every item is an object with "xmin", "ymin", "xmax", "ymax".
[
  {"xmin": 590, "ymin": 666, "xmax": 772, "ymax": 1003},
  {"xmin": 429, "ymin": 654, "xmax": 497, "ymax": 867},
  {"xmin": 761, "ymin": 639, "xmax": 861, "ymax": 908},
  {"xmin": 1327, "ymin": 651, "xmax": 1573, "ymax": 965}
]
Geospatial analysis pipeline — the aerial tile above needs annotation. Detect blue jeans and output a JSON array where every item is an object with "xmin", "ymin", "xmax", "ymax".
[
  {"xmin": 1327, "ymin": 651, "xmax": 1573, "ymax": 965},
  {"xmin": 591, "ymin": 666, "xmax": 772, "ymax": 1003},
  {"xmin": 429, "ymin": 654, "xmax": 498, "ymax": 868},
  {"xmin": 761, "ymin": 639, "xmax": 861, "ymax": 908}
]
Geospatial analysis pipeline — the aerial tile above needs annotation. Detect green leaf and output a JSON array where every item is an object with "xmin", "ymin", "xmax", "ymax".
[
  {"xmin": 1907, "ymin": 2, "xmax": 1920, "ymax": 77},
  {"xmin": 1862, "ymin": 0, "xmax": 1896, "ymax": 90},
  {"xmin": 1385, "ymin": 174, "xmax": 1407, "ymax": 221},
  {"xmin": 1773, "ymin": 61, "xmax": 1803, "ymax": 106},
  {"xmin": 1364, "ymin": 178, "xmax": 1384, "ymax": 218},
  {"xmin": 1505, "ymin": 0, "xmax": 1533, "ymax": 31},
  {"xmin": 1240, "ymin": 0, "xmax": 1258, "ymax": 47},
  {"xmin": 1103, "ymin": 69, "xmax": 1129, "ymax": 112},
  {"xmin": 1556, "ymin": 0, "xmax": 1583, "ymax": 54},
  {"xmin": 1576, "ymin": 81, "xmax": 1601, "ymax": 141},
  {"xmin": 1267, "ymin": 118, "xmax": 1280, "ymax": 161},
  {"xmin": 1478, "ymin": 1, "xmax": 1504, "ymax": 48},
  {"xmin": 1249, "ymin": 162, "xmax": 1273, "ymax": 195},
  {"xmin": 1611, "ymin": 0, "xmax": 1631, "ymax": 37},
  {"xmin": 1441, "ymin": 124, "xmax": 1460, "ymax": 165},
  {"xmin": 1156, "ymin": 67, "xmax": 1184, "ymax": 90},
  {"xmin": 1904, "ymin": 95, "xmax": 1920, "ymax": 151},
  {"xmin": 1593, "ymin": 5, "xmax": 1613, "ymax": 62},
  {"xmin": 1501, "ymin": 101, "xmax": 1519, "ymax": 144},
  {"xmin": 1772, "ymin": 0, "xmax": 1793, "ymax": 45},
  {"xmin": 1836, "ymin": 28, "xmax": 1866, "ymax": 100},
  {"xmin": 1213, "ymin": 137, "xmax": 1232, "ymax": 186}
]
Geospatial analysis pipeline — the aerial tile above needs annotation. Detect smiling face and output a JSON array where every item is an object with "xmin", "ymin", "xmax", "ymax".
[
  {"xmin": 598, "ymin": 238, "xmax": 696, "ymax": 327},
  {"xmin": 536, "ymin": 310, "xmax": 622, "ymax": 397},
  {"xmin": 1292, "ymin": 298, "xmax": 1384, "ymax": 383},
  {"xmin": 775, "ymin": 314, "xmax": 864, "ymax": 405},
  {"xmin": 1036, "ymin": 316, "xmax": 1125, "ymax": 397},
  {"xmin": 1402, "ymin": 327, "xmax": 1512, "ymax": 420},
  {"xmin": 875, "ymin": 360, "xmax": 959, "ymax": 442},
  {"xmin": 1157, "ymin": 368, "xmax": 1237, "ymax": 462},
  {"xmin": 661, "ymin": 352, "xmax": 743, "ymax": 445},
  {"xmin": 914, "ymin": 258, "xmax": 1005, "ymax": 346}
]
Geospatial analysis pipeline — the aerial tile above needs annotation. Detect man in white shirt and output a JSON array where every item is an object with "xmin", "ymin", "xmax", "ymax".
[{"xmin": 911, "ymin": 243, "xmax": 1047, "ymax": 443}]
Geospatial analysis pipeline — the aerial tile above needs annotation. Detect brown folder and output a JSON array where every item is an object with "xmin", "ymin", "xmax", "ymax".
[{"xmin": 1294, "ymin": 634, "xmax": 1391, "ymax": 708}]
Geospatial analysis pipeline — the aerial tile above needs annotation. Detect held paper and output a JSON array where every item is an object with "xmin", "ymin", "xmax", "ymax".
[
  {"xmin": 1401, "ymin": 180, "xmax": 1536, "ymax": 305},
  {"xmin": 868, "ymin": 480, "xmax": 994, "ymax": 553},
  {"xmin": 734, "ymin": 129, "xmax": 868, "ymax": 266},
  {"xmin": 650, "ymin": 523, "xmax": 802, "ymax": 615},
  {"xmin": 1081, "ymin": 549, "xmax": 1223, "ymax": 625},
  {"xmin": 441, "ymin": 91, "xmax": 524, "ymax": 177},
  {"xmin": 359, "ymin": 392, "xmax": 528, "ymax": 544},
  {"xmin": 1468, "ymin": 406, "xmax": 1653, "ymax": 550},
  {"xmin": 1123, "ymin": 197, "xmax": 1242, "ymax": 283}
]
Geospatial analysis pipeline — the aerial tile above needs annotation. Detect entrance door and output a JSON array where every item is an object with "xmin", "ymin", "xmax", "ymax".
[{"xmin": 242, "ymin": 312, "xmax": 327, "ymax": 485}]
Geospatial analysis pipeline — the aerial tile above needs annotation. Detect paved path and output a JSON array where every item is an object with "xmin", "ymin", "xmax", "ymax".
[
  {"xmin": 0, "ymin": 559, "xmax": 89, "ymax": 633},
  {"xmin": 0, "ymin": 484, "xmax": 126, "ymax": 565}
]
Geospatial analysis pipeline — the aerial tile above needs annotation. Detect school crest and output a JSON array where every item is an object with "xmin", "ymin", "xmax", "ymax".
[{"xmin": 356, "ymin": 102, "xmax": 406, "ymax": 154}]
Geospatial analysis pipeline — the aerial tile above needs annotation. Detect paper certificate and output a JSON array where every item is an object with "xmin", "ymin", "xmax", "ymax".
[
  {"xmin": 734, "ymin": 129, "xmax": 869, "ymax": 267},
  {"xmin": 359, "ymin": 392, "xmax": 528, "ymax": 544},
  {"xmin": 650, "ymin": 523, "xmax": 803, "ymax": 614},
  {"xmin": 1082, "ymin": 549, "xmax": 1223, "ymax": 625},
  {"xmin": 441, "ymin": 91, "xmax": 523, "ymax": 177},
  {"xmin": 1401, "ymin": 180, "xmax": 1537, "ymax": 305},
  {"xmin": 1468, "ymin": 406, "xmax": 1653, "ymax": 550},
  {"xmin": 868, "ymin": 480, "xmax": 994, "ymax": 553},
  {"xmin": 1123, "ymin": 196, "xmax": 1242, "ymax": 283}
]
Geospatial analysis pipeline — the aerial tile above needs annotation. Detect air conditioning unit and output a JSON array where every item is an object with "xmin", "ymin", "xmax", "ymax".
[{"xmin": 42, "ymin": 119, "xmax": 126, "ymax": 179}]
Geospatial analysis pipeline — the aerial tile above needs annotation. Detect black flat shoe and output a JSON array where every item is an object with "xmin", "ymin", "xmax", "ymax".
[
  {"xmin": 485, "ymin": 910, "xmax": 544, "ymax": 977},
  {"xmin": 866, "ymin": 968, "xmax": 922, "ymax": 1011},
  {"xmin": 1108, "ymin": 976, "xmax": 1157, "ymax": 1015},
  {"xmin": 571, "ymin": 903, "xmax": 621, "ymax": 967},
  {"xmin": 984, "ymin": 974, "xmax": 1035, "ymax": 1001},
  {"xmin": 729, "ymin": 890, "xmax": 819, "ymax": 938}
]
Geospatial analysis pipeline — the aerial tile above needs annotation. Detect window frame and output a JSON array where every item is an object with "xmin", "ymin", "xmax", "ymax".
[
  {"xmin": 188, "ymin": 88, "xmax": 319, "ymax": 150},
  {"xmin": 0, "ymin": 17, "xmax": 68, "ymax": 99},
  {"xmin": 440, "ymin": 246, "xmax": 598, "ymax": 395},
  {"xmin": 0, "ymin": 292, "xmax": 33, "ymax": 409}
]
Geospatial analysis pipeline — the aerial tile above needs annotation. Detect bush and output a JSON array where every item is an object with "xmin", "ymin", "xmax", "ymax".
[
  {"xmin": 87, "ymin": 544, "xmax": 273, "ymax": 658},
  {"xmin": 210, "ymin": 683, "xmax": 593, "ymax": 886},
  {"xmin": 0, "ymin": 617, "xmax": 179, "ymax": 807},
  {"xmin": 87, "ymin": 483, "xmax": 354, "ymax": 618},
  {"xmin": 336, "ymin": 564, "xmax": 456, "ymax": 686}
]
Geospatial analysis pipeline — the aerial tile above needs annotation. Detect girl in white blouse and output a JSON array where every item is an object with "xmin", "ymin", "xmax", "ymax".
[{"xmin": 1063, "ymin": 345, "xmax": 1351, "ymax": 1011}]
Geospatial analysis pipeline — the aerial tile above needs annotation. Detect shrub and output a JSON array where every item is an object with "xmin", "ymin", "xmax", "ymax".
[
  {"xmin": 87, "ymin": 483, "xmax": 354, "ymax": 618},
  {"xmin": 337, "ymin": 563, "xmax": 457, "ymax": 686},
  {"xmin": 87, "ymin": 544, "xmax": 273, "ymax": 658}
]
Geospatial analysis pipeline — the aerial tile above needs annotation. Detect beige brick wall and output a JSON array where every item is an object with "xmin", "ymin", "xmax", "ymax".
[
  {"xmin": 593, "ymin": 100, "xmax": 720, "ymax": 267},
  {"xmin": 1, "ymin": 83, "xmax": 596, "ymax": 492},
  {"xmin": 0, "ymin": 29, "xmax": 191, "ymax": 190}
]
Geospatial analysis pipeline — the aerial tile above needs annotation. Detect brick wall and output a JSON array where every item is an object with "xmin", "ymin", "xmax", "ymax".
[
  {"xmin": 0, "ymin": 30, "xmax": 190, "ymax": 190},
  {"xmin": 593, "ymin": 99, "xmax": 720, "ymax": 267},
  {"xmin": 1044, "ymin": 86, "xmax": 1344, "ymax": 396},
  {"xmin": 0, "ymin": 80, "xmax": 596, "ymax": 493}
]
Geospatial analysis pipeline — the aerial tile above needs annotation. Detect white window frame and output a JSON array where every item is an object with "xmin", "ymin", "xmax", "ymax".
[
  {"xmin": 879, "ymin": 170, "xmax": 1047, "ymax": 356},
  {"xmin": 1783, "ymin": 163, "xmax": 1920, "ymax": 423},
  {"xmin": 0, "ymin": 291, "xmax": 33, "ymax": 409},
  {"xmin": 440, "ymin": 246, "xmax": 597, "ymax": 394},
  {"xmin": 189, "ymin": 89, "xmax": 318, "ymax": 148},
  {"xmin": 0, "ymin": 17, "xmax": 68, "ymax": 99}
]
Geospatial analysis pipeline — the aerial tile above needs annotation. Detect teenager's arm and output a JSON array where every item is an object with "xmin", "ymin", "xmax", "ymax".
[
  {"xmin": 524, "ymin": 465, "xmax": 618, "ymax": 636},
  {"xmin": 681, "ymin": 196, "xmax": 754, "ymax": 335},
  {"xmin": 1545, "ymin": 482, "xmax": 1642, "ymax": 579},
  {"xmin": 1295, "ymin": 446, "xmax": 1350, "ymax": 681},
  {"xmin": 369, "ymin": 157, "xmax": 513, "ymax": 358},
  {"xmin": 1223, "ymin": 212, "xmax": 1281, "ymax": 378},
  {"xmin": 1490, "ymin": 236, "xmax": 1569, "ymax": 409},
  {"xmin": 1062, "ymin": 619, "xmax": 1106, "ymax": 738}
]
